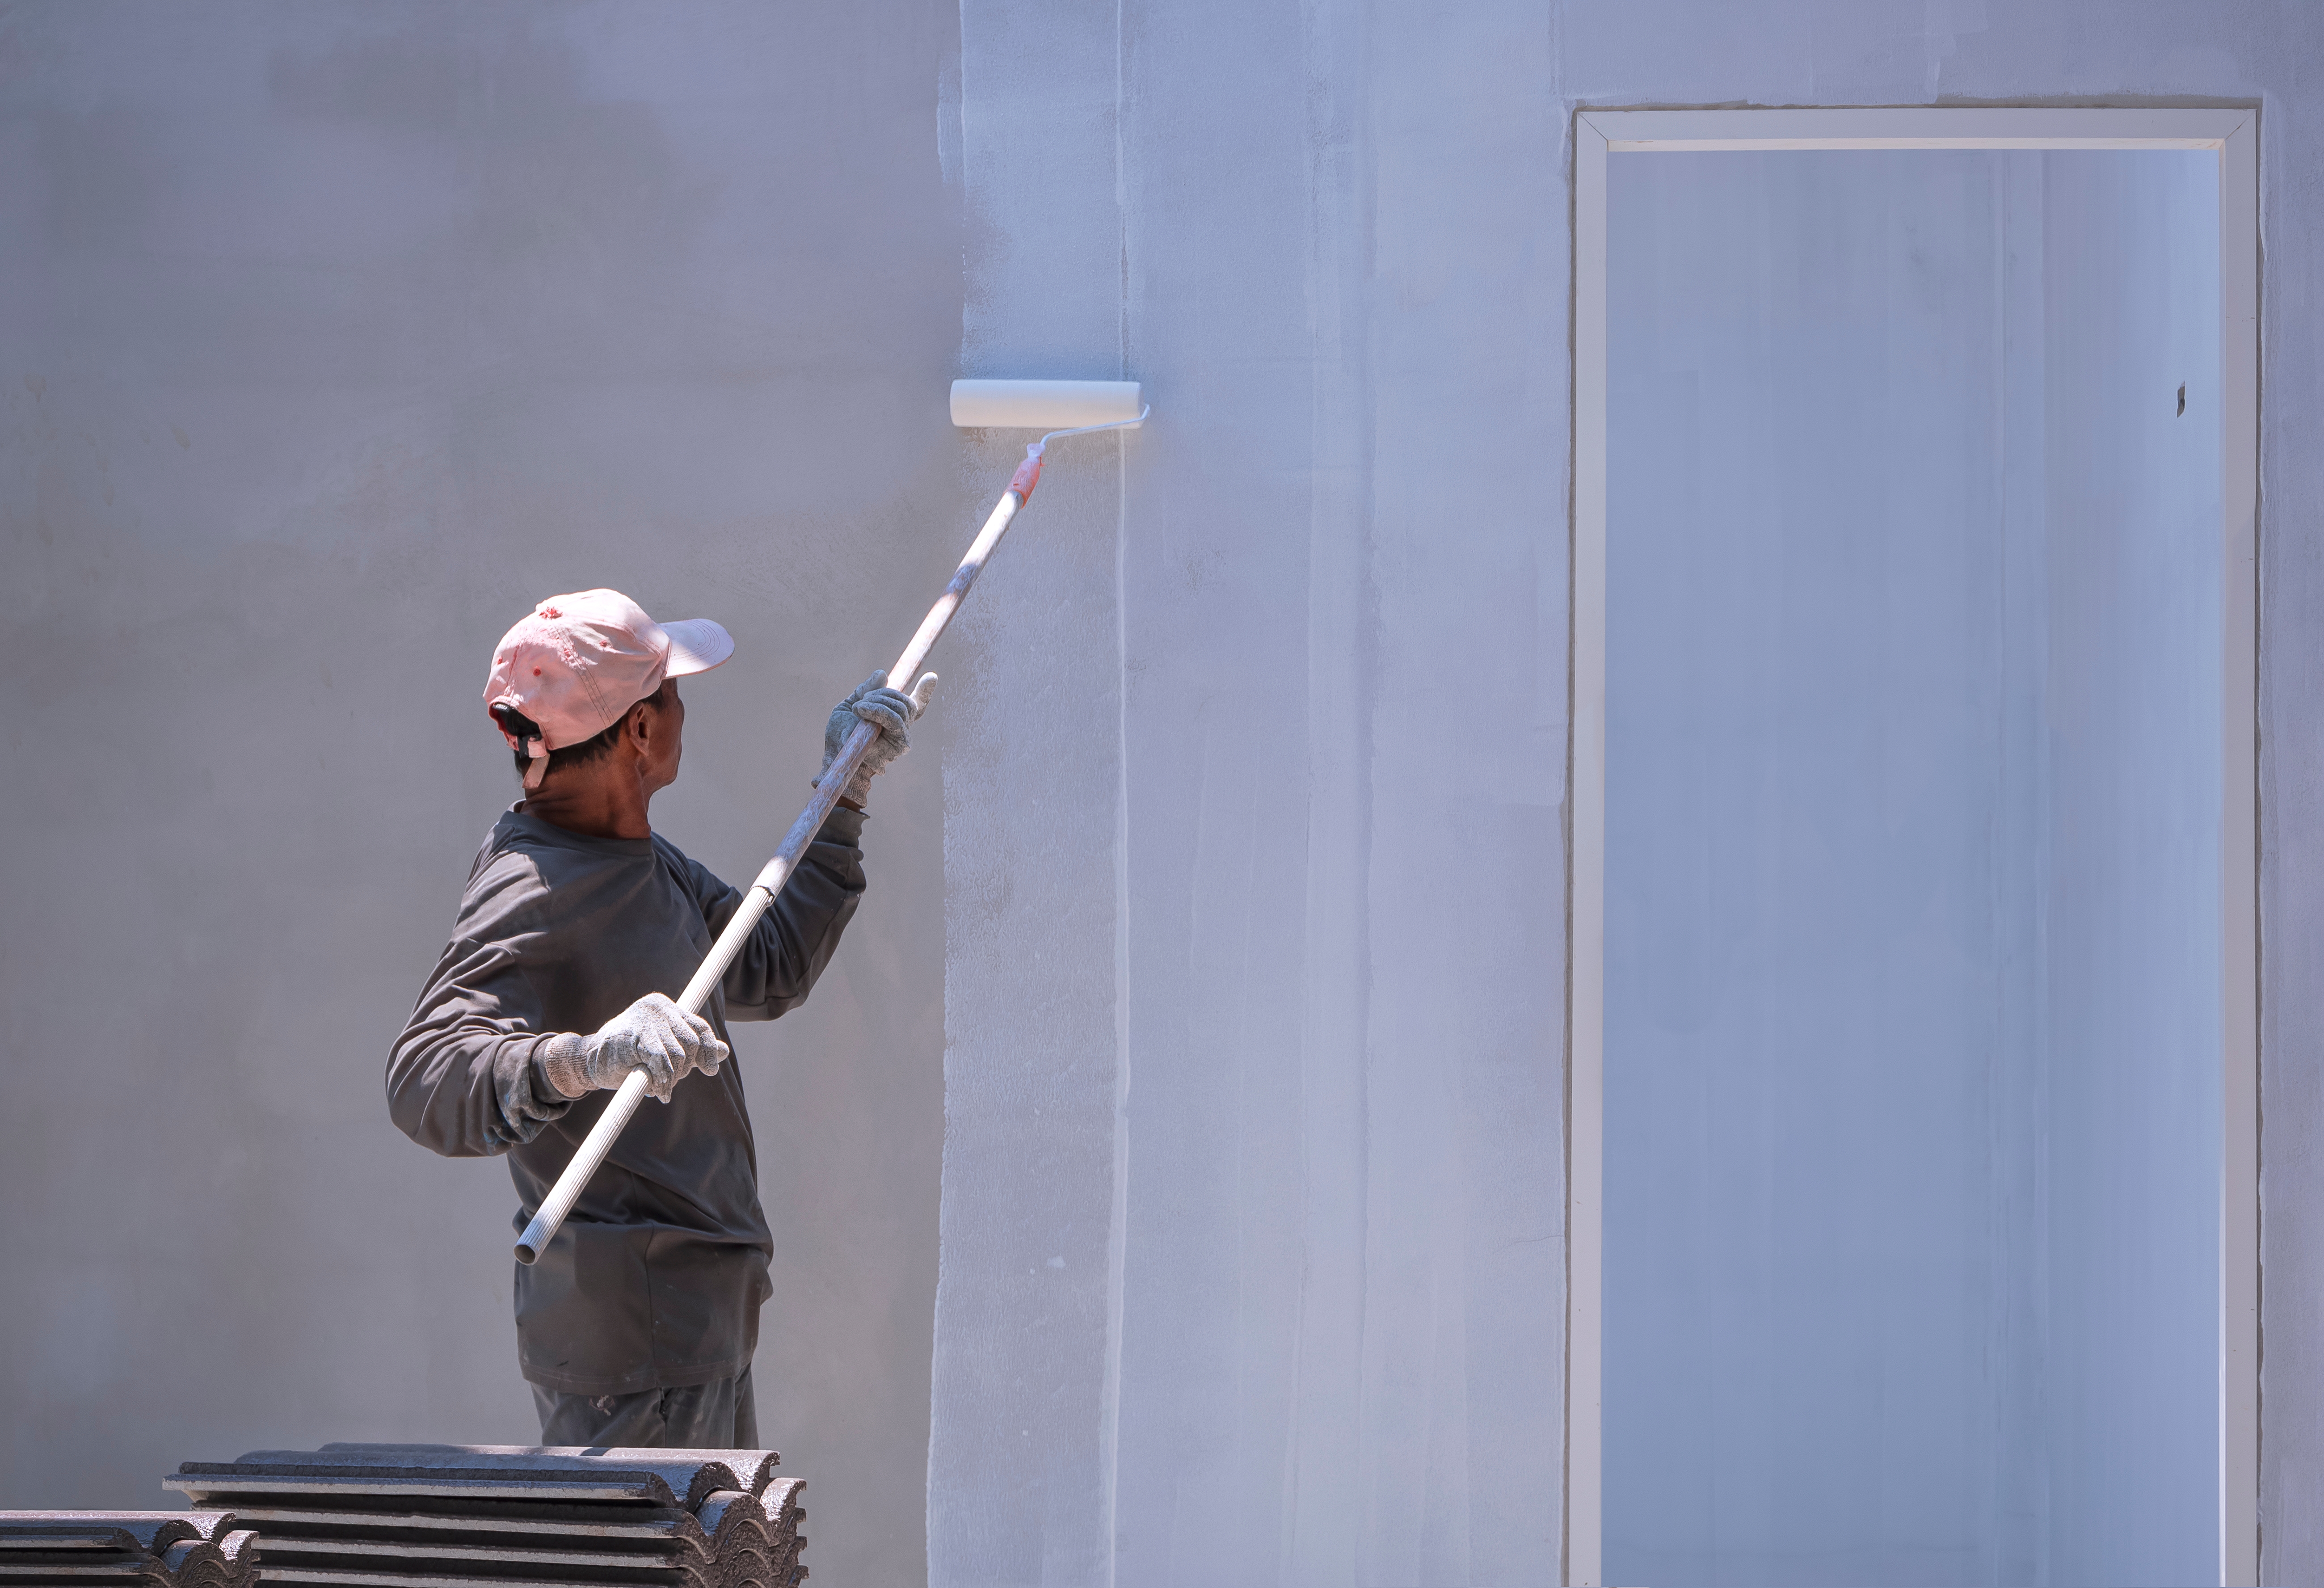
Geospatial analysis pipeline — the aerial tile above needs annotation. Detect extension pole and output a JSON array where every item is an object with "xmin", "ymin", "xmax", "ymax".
[{"xmin": 516, "ymin": 445, "xmax": 1063, "ymax": 1266}]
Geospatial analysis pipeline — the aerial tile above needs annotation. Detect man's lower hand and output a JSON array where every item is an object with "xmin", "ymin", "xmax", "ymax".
[{"xmin": 540, "ymin": 992, "xmax": 728, "ymax": 1104}]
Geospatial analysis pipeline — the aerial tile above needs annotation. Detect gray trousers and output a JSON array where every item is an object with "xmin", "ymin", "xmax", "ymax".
[{"xmin": 532, "ymin": 1365, "xmax": 758, "ymax": 1448}]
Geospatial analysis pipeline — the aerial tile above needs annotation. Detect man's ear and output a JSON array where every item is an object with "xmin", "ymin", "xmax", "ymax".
[{"xmin": 624, "ymin": 698, "xmax": 658, "ymax": 753}]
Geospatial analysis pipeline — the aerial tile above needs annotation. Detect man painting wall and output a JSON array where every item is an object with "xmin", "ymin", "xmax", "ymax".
[{"xmin": 387, "ymin": 589, "xmax": 930, "ymax": 1446}]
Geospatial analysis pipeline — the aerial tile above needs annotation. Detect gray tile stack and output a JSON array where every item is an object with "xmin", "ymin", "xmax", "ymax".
[
  {"xmin": 162, "ymin": 1446, "xmax": 803, "ymax": 1588},
  {"xmin": 0, "ymin": 1511, "xmax": 259, "ymax": 1587}
]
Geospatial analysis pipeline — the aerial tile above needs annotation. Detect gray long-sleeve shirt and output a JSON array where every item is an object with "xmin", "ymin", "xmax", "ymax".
[{"xmin": 387, "ymin": 802, "xmax": 865, "ymax": 1395}]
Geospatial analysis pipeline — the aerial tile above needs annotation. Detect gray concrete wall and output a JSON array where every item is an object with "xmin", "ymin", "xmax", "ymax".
[
  {"xmin": 933, "ymin": 2, "xmax": 2324, "ymax": 1586},
  {"xmin": 0, "ymin": 7, "xmax": 959, "ymax": 1587}
]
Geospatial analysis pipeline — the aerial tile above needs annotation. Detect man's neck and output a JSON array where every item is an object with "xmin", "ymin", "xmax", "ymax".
[{"xmin": 518, "ymin": 764, "xmax": 654, "ymax": 841}]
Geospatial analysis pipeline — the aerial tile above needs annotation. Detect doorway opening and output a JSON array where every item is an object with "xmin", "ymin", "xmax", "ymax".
[{"xmin": 1568, "ymin": 108, "xmax": 2258, "ymax": 1588}]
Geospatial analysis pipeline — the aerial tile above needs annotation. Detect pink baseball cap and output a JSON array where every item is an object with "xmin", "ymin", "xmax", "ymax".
[{"xmin": 484, "ymin": 589, "xmax": 734, "ymax": 787}]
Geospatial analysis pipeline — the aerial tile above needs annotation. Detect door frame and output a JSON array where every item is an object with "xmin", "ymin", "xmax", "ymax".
[{"xmin": 1566, "ymin": 105, "xmax": 2261, "ymax": 1588}]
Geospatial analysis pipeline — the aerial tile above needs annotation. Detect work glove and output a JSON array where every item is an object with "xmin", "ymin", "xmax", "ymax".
[
  {"xmin": 538, "ymin": 992, "xmax": 729, "ymax": 1105},
  {"xmin": 817, "ymin": 669, "xmax": 937, "ymax": 805}
]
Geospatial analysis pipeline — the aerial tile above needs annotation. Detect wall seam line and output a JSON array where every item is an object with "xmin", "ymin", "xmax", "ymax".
[{"xmin": 1099, "ymin": 0, "xmax": 1133, "ymax": 1582}]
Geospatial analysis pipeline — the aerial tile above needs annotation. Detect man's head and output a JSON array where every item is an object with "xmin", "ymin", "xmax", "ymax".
[
  {"xmin": 489, "ymin": 676, "xmax": 685, "ymax": 792},
  {"xmin": 483, "ymin": 589, "xmax": 732, "ymax": 791}
]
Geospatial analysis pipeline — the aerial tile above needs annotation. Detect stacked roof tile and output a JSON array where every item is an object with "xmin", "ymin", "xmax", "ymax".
[
  {"xmin": 0, "ymin": 1511, "xmax": 258, "ymax": 1587},
  {"xmin": 162, "ymin": 1446, "xmax": 803, "ymax": 1588}
]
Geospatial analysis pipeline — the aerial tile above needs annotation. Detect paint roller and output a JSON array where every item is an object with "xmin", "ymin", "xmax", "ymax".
[{"xmin": 515, "ymin": 378, "xmax": 1148, "ymax": 1265}]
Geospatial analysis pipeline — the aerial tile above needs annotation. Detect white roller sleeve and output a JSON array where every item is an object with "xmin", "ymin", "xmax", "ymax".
[{"xmin": 950, "ymin": 379, "xmax": 1143, "ymax": 430}]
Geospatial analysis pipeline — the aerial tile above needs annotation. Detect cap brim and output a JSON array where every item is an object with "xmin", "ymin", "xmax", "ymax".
[{"xmin": 661, "ymin": 618, "xmax": 735, "ymax": 677}]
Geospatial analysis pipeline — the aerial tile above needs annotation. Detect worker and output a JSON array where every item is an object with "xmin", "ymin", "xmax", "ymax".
[{"xmin": 387, "ymin": 588, "xmax": 930, "ymax": 1448}]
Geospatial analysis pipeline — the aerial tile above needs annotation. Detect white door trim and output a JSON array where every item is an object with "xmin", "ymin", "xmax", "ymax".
[{"xmin": 1565, "ymin": 105, "xmax": 2261, "ymax": 1588}]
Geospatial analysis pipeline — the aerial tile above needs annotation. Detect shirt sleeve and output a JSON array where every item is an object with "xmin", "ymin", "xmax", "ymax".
[
  {"xmin": 659, "ymin": 806, "xmax": 868, "ymax": 1023},
  {"xmin": 385, "ymin": 855, "xmax": 577, "ymax": 1158}
]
